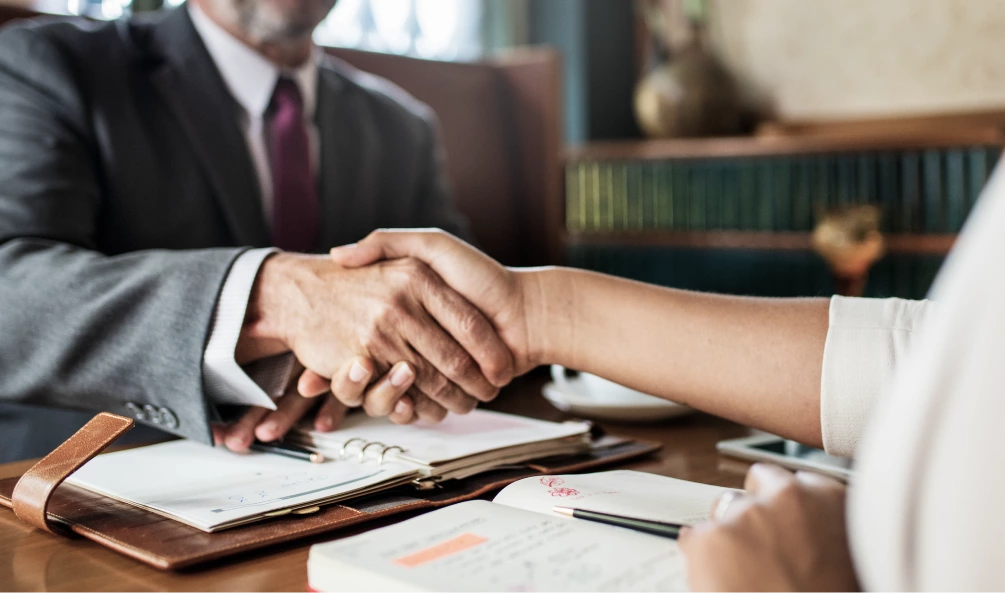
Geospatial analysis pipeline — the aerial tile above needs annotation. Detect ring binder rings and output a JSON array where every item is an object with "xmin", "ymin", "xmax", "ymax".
[
  {"xmin": 358, "ymin": 441, "xmax": 385, "ymax": 463},
  {"xmin": 336, "ymin": 438, "xmax": 410, "ymax": 465},
  {"xmin": 378, "ymin": 445, "xmax": 406, "ymax": 465},
  {"xmin": 339, "ymin": 437, "xmax": 365, "ymax": 459}
]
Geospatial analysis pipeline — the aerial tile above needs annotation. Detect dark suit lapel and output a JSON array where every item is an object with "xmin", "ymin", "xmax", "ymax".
[
  {"xmin": 142, "ymin": 7, "xmax": 270, "ymax": 247},
  {"xmin": 316, "ymin": 61, "xmax": 381, "ymax": 249}
]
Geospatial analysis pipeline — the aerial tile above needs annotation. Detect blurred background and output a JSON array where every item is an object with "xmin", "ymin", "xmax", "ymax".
[{"xmin": 4, "ymin": 0, "xmax": 1005, "ymax": 299}]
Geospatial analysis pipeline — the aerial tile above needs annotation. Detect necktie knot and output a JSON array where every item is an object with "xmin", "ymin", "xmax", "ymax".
[{"xmin": 271, "ymin": 77, "xmax": 303, "ymax": 114}]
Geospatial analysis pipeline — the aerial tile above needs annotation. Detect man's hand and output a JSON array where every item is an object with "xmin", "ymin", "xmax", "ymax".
[
  {"xmin": 213, "ymin": 387, "xmax": 355, "ymax": 452},
  {"xmin": 677, "ymin": 463, "xmax": 859, "ymax": 592},
  {"xmin": 238, "ymin": 252, "xmax": 515, "ymax": 426},
  {"xmin": 329, "ymin": 230, "xmax": 539, "ymax": 374},
  {"xmin": 214, "ymin": 358, "xmax": 388, "ymax": 452},
  {"xmin": 308, "ymin": 230, "xmax": 546, "ymax": 415}
]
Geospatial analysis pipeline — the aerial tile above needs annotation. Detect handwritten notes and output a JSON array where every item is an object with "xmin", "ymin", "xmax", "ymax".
[
  {"xmin": 310, "ymin": 500, "xmax": 688, "ymax": 592},
  {"xmin": 492, "ymin": 470, "xmax": 739, "ymax": 525}
]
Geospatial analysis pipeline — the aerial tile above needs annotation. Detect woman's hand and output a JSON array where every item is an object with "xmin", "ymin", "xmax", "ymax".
[
  {"xmin": 678, "ymin": 463, "xmax": 859, "ymax": 592},
  {"xmin": 296, "ymin": 229, "xmax": 543, "ymax": 422}
]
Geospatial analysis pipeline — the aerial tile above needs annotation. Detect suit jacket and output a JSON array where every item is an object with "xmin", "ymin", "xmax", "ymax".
[{"xmin": 0, "ymin": 6, "xmax": 468, "ymax": 455}]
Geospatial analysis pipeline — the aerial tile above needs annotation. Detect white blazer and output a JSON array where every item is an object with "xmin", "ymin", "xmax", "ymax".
[{"xmin": 822, "ymin": 161, "xmax": 1005, "ymax": 590}]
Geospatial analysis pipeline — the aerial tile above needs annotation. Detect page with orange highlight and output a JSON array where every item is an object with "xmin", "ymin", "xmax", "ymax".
[{"xmin": 307, "ymin": 500, "xmax": 687, "ymax": 592}]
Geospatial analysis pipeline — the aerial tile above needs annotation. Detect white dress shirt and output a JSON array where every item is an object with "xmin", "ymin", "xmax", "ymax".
[
  {"xmin": 190, "ymin": 3, "xmax": 319, "ymax": 409},
  {"xmin": 819, "ymin": 160, "xmax": 1005, "ymax": 589}
]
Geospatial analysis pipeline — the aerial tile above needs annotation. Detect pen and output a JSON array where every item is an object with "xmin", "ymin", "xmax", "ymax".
[
  {"xmin": 250, "ymin": 440, "xmax": 325, "ymax": 464},
  {"xmin": 552, "ymin": 506, "xmax": 683, "ymax": 539}
]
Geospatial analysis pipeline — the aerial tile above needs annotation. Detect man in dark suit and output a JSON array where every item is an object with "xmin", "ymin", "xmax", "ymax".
[{"xmin": 0, "ymin": 0, "xmax": 514, "ymax": 462}]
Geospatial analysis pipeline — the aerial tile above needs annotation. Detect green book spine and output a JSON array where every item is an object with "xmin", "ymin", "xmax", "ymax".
[
  {"xmin": 674, "ymin": 161, "xmax": 690, "ymax": 230},
  {"xmin": 857, "ymin": 152, "xmax": 875, "ymax": 206},
  {"xmin": 968, "ymin": 148, "xmax": 988, "ymax": 213},
  {"xmin": 878, "ymin": 152, "xmax": 898, "ymax": 232},
  {"xmin": 722, "ymin": 160, "xmax": 740, "ymax": 229},
  {"xmin": 774, "ymin": 160, "xmax": 792, "ymax": 231},
  {"xmin": 615, "ymin": 162, "xmax": 627, "ymax": 230},
  {"xmin": 632, "ymin": 163, "xmax": 644, "ymax": 229},
  {"xmin": 622, "ymin": 162, "xmax": 638, "ymax": 230},
  {"xmin": 814, "ymin": 156, "xmax": 832, "ymax": 225},
  {"xmin": 705, "ymin": 161, "xmax": 722, "ymax": 230},
  {"xmin": 793, "ymin": 157, "xmax": 813, "ymax": 231},
  {"xmin": 614, "ymin": 162, "xmax": 625, "ymax": 230},
  {"xmin": 739, "ymin": 160, "xmax": 757, "ymax": 230},
  {"xmin": 689, "ymin": 161, "xmax": 706, "ymax": 231},
  {"xmin": 837, "ymin": 154, "xmax": 854, "ymax": 207},
  {"xmin": 901, "ymin": 151, "xmax": 921, "ymax": 233},
  {"xmin": 566, "ymin": 166, "xmax": 582, "ymax": 235},
  {"xmin": 945, "ymin": 149, "xmax": 965, "ymax": 232},
  {"xmin": 758, "ymin": 160, "xmax": 775, "ymax": 231},
  {"xmin": 639, "ymin": 163, "xmax": 653, "ymax": 230},
  {"xmin": 589, "ymin": 161, "xmax": 603, "ymax": 231},
  {"xmin": 659, "ymin": 161, "xmax": 675, "ymax": 229},
  {"xmin": 922, "ymin": 149, "xmax": 943, "ymax": 233}
]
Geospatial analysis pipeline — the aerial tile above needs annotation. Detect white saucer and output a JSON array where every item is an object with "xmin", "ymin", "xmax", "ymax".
[{"xmin": 541, "ymin": 381, "xmax": 693, "ymax": 423}]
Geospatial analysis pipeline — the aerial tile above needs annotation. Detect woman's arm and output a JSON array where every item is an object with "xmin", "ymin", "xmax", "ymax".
[
  {"xmin": 328, "ymin": 230, "xmax": 829, "ymax": 447},
  {"xmin": 525, "ymin": 268, "xmax": 829, "ymax": 447}
]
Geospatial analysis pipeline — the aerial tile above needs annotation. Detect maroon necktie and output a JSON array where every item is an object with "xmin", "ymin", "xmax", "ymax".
[{"xmin": 269, "ymin": 77, "xmax": 319, "ymax": 252}]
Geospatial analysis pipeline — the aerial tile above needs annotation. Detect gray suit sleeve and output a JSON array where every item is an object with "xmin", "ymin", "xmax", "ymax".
[
  {"xmin": 0, "ymin": 25, "xmax": 241, "ymax": 443},
  {"xmin": 410, "ymin": 112, "xmax": 472, "ymax": 242}
]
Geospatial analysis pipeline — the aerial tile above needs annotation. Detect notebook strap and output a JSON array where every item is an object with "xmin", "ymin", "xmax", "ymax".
[{"xmin": 12, "ymin": 412, "xmax": 134, "ymax": 535}]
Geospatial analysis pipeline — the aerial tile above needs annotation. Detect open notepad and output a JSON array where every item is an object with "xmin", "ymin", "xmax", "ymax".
[
  {"xmin": 308, "ymin": 470, "xmax": 739, "ymax": 592},
  {"xmin": 66, "ymin": 410, "xmax": 590, "ymax": 532}
]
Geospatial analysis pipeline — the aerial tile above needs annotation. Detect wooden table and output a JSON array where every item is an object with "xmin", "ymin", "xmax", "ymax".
[{"xmin": 0, "ymin": 374, "xmax": 754, "ymax": 591}]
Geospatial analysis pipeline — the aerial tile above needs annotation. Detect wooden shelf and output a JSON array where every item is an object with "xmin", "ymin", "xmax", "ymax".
[
  {"xmin": 566, "ymin": 131, "xmax": 1005, "ymax": 162},
  {"xmin": 564, "ymin": 231, "xmax": 957, "ymax": 256}
]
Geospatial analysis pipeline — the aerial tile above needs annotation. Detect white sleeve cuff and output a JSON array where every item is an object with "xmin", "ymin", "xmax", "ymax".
[
  {"xmin": 820, "ymin": 296, "xmax": 938, "ymax": 457},
  {"xmin": 203, "ymin": 248, "xmax": 281, "ymax": 410}
]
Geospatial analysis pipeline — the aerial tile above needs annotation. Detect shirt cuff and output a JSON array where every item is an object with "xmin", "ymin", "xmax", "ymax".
[
  {"xmin": 820, "ymin": 296, "xmax": 938, "ymax": 457},
  {"xmin": 203, "ymin": 248, "xmax": 281, "ymax": 410}
]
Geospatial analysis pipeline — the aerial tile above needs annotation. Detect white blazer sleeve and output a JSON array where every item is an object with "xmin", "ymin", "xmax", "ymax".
[{"xmin": 820, "ymin": 296, "xmax": 937, "ymax": 457}]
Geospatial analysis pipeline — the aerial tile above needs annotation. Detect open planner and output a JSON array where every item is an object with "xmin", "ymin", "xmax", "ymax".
[
  {"xmin": 308, "ymin": 470, "xmax": 739, "ymax": 592},
  {"xmin": 66, "ymin": 410, "xmax": 592, "ymax": 532}
]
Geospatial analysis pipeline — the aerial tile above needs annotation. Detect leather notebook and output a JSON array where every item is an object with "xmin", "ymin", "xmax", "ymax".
[{"xmin": 0, "ymin": 413, "xmax": 660, "ymax": 570}]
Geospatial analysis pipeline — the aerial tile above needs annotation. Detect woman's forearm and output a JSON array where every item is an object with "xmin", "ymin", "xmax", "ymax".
[{"xmin": 523, "ymin": 267, "xmax": 830, "ymax": 447}]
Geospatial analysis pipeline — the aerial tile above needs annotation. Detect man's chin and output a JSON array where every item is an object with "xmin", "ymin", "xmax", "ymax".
[
  {"xmin": 233, "ymin": 0, "xmax": 335, "ymax": 44},
  {"xmin": 257, "ymin": 0, "xmax": 335, "ymax": 33}
]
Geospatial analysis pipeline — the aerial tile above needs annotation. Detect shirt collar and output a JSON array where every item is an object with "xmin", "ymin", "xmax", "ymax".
[{"xmin": 188, "ymin": 2, "xmax": 318, "ymax": 119}]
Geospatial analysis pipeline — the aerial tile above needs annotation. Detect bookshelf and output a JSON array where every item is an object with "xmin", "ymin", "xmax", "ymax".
[
  {"xmin": 562, "ymin": 128, "xmax": 1004, "ymax": 298},
  {"xmin": 565, "ymin": 231, "xmax": 957, "ymax": 256}
]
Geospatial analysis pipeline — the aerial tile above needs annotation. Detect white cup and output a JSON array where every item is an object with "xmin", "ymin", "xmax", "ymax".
[{"xmin": 550, "ymin": 365, "xmax": 661, "ymax": 405}]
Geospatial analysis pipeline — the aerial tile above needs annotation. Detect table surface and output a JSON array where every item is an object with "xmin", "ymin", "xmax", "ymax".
[{"xmin": 0, "ymin": 374, "xmax": 754, "ymax": 591}]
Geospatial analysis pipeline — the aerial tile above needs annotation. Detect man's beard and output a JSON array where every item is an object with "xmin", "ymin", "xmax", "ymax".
[{"xmin": 224, "ymin": 0, "xmax": 336, "ymax": 45}]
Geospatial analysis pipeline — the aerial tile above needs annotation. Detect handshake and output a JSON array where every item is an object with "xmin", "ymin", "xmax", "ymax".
[{"xmin": 216, "ymin": 230, "xmax": 553, "ymax": 452}]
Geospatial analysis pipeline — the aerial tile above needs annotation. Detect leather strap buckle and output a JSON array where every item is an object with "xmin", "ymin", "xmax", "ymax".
[{"xmin": 11, "ymin": 412, "xmax": 133, "ymax": 535}]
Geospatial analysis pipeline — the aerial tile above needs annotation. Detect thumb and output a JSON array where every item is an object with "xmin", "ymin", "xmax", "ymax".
[
  {"xmin": 676, "ymin": 526, "xmax": 693, "ymax": 550},
  {"xmin": 329, "ymin": 242, "xmax": 386, "ymax": 268},
  {"xmin": 331, "ymin": 230, "xmax": 453, "ymax": 269}
]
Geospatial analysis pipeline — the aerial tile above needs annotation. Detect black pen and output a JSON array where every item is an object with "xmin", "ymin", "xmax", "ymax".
[
  {"xmin": 250, "ymin": 440, "xmax": 325, "ymax": 464},
  {"xmin": 553, "ymin": 506, "xmax": 683, "ymax": 539}
]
